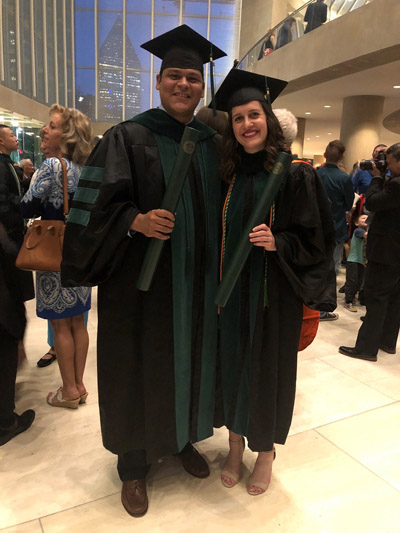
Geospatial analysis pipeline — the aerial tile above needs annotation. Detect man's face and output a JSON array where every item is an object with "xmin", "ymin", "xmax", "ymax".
[
  {"xmin": 156, "ymin": 67, "xmax": 204, "ymax": 123},
  {"xmin": 372, "ymin": 145, "xmax": 386, "ymax": 160},
  {"xmin": 0, "ymin": 127, "xmax": 18, "ymax": 155},
  {"xmin": 385, "ymin": 153, "xmax": 400, "ymax": 177}
]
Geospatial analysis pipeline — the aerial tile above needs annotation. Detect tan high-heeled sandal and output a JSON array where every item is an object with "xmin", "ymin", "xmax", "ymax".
[
  {"xmin": 247, "ymin": 447, "xmax": 276, "ymax": 496},
  {"xmin": 221, "ymin": 437, "xmax": 245, "ymax": 488},
  {"xmin": 46, "ymin": 388, "xmax": 80, "ymax": 409},
  {"xmin": 79, "ymin": 392, "xmax": 89, "ymax": 404}
]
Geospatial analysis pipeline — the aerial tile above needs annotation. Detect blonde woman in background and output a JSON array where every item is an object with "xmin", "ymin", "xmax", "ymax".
[{"xmin": 21, "ymin": 104, "xmax": 93, "ymax": 408}]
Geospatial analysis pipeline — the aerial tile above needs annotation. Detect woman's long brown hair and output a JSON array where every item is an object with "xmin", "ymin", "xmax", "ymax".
[{"xmin": 220, "ymin": 101, "xmax": 285, "ymax": 183}]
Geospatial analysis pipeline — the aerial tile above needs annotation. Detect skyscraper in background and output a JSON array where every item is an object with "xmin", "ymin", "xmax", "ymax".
[{"xmin": 97, "ymin": 17, "xmax": 141, "ymax": 121}]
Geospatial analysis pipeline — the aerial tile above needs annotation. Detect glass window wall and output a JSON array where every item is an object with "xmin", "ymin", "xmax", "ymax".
[
  {"xmin": 34, "ymin": 0, "xmax": 45, "ymax": 103},
  {"xmin": 0, "ymin": 1, "xmax": 240, "ymax": 123},
  {"xmin": 2, "ymin": 0, "xmax": 18, "ymax": 91},
  {"xmin": 75, "ymin": 0, "xmax": 241, "ymax": 123},
  {"xmin": 19, "ymin": 0, "xmax": 33, "ymax": 98}
]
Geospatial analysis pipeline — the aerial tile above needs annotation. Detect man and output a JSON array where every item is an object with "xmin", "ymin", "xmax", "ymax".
[
  {"xmin": 275, "ymin": 17, "xmax": 296, "ymax": 49},
  {"xmin": 352, "ymin": 144, "xmax": 387, "ymax": 194},
  {"xmin": 318, "ymin": 140, "xmax": 354, "ymax": 272},
  {"xmin": 318, "ymin": 140, "xmax": 354, "ymax": 320},
  {"xmin": 339, "ymin": 142, "xmax": 400, "ymax": 361},
  {"xmin": 19, "ymin": 159, "xmax": 34, "ymax": 178},
  {"xmin": 61, "ymin": 26, "xmax": 226, "ymax": 517},
  {"xmin": 304, "ymin": 0, "xmax": 327, "ymax": 34},
  {"xmin": 0, "ymin": 125, "xmax": 35, "ymax": 446}
]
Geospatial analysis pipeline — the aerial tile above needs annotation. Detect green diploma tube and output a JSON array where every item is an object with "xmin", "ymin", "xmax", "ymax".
[
  {"xmin": 137, "ymin": 126, "xmax": 201, "ymax": 292},
  {"xmin": 215, "ymin": 151, "xmax": 293, "ymax": 307}
]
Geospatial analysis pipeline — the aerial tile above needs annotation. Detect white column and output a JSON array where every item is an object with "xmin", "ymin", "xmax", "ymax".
[
  {"xmin": 292, "ymin": 116, "xmax": 305, "ymax": 157},
  {"xmin": 340, "ymin": 95, "xmax": 385, "ymax": 172}
]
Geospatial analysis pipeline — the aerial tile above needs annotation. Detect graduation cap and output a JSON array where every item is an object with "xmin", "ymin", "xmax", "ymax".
[
  {"xmin": 141, "ymin": 24, "xmax": 226, "ymax": 75},
  {"xmin": 211, "ymin": 69, "xmax": 288, "ymax": 113},
  {"xmin": 141, "ymin": 25, "xmax": 226, "ymax": 115}
]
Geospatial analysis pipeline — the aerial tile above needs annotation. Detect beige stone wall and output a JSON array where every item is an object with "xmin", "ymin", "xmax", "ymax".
[
  {"xmin": 239, "ymin": 0, "xmax": 273, "ymax": 60},
  {"xmin": 239, "ymin": 0, "xmax": 302, "ymax": 61}
]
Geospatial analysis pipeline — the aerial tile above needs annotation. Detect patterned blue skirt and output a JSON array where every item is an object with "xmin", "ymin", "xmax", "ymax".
[{"xmin": 36, "ymin": 271, "xmax": 91, "ymax": 320}]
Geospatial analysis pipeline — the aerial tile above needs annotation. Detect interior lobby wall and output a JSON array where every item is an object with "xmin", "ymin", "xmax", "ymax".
[
  {"xmin": 239, "ymin": 0, "xmax": 296, "ymax": 60},
  {"xmin": 251, "ymin": 0, "xmax": 400, "ymax": 89},
  {"xmin": 239, "ymin": 0, "xmax": 273, "ymax": 60}
]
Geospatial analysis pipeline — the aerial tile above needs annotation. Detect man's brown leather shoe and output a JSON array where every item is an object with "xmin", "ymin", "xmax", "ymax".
[
  {"xmin": 121, "ymin": 479, "xmax": 148, "ymax": 517},
  {"xmin": 178, "ymin": 444, "xmax": 210, "ymax": 478}
]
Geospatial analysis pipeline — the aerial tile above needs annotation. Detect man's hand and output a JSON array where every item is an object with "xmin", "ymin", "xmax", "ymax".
[
  {"xmin": 370, "ymin": 162, "xmax": 382, "ymax": 178},
  {"xmin": 249, "ymin": 224, "xmax": 276, "ymax": 251},
  {"xmin": 131, "ymin": 209, "xmax": 175, "ymax": 240}
]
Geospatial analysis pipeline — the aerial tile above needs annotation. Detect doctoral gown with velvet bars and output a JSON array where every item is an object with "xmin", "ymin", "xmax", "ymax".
[
  {"xmin": 61, "ymin": 109, "xmax": 221, "ymax": 460},
  {"xmin": 219, "ymin": 151, "xmax": 335, "ymax": 452}
]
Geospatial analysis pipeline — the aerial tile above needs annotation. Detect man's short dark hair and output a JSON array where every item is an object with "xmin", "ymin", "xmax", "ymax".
[
  {"xmin": 386, "ymin": 142, "xmax": 400, "ymax": 161},
  {"xmin": 325, "ymin": 140, "xmax": 345, "ymax": 164},
  {"xmin": 372, "ymin": 143, "xmax": 387, "ymax": 153}
]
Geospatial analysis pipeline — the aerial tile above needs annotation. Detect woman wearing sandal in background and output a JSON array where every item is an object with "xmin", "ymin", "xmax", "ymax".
[
  {"xmin": 213, "ymin": 70, "xmax": 334, "ymax": 495},
  {"xmin": 21, "ymin": 104, "xmax": 93, "ymax": 408}
]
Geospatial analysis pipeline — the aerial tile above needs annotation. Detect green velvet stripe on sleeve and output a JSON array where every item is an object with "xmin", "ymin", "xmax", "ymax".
[
  {"xmin": 67, "ymin": 208, "xmax": 91, "ymax": 227},
  {"xmin": 79, "ymin": 166, "xmax": 104, "ymax": 183},
  {"xmin": 73, "ymin": 187, "xmax": 100, "ymax": 204}
]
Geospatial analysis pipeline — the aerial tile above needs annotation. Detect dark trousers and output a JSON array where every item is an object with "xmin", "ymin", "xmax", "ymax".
[
  {"xmin": 345, "ymin": 262, "xmax": 365, "ymax": 303},
  {"xmin": 0, "ymin": 328, "xmax": 18, "ymax": 427},
  {"xmin": 117, "ymin": 449, "xmax": 151, "ymax": 481},
  {"xmin": 117, "ymin": 442, "xmax": 192, "ymax": 481},
  {"xmin": 356, "ymin": 261, "xmax": 400, "ymax": 355}
]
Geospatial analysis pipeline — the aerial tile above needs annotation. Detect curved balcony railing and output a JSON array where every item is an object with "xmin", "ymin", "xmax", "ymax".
[{"xmin": 238, "ymin": 0, "xmax": 373, "ymax": 71}]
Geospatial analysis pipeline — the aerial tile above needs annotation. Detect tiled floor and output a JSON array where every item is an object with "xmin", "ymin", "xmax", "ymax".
[{"xmin": 1, "ymin": 270, "xmax": 400, "ymax": 532}]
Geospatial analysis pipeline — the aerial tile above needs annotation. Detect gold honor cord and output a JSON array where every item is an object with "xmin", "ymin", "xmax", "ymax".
[
  {"xmin": 210, "ymin": 46, "xmax": 216, "ymax": 116},
  {"xmin": 215, "ymin": 152, "xmax": 293, "ymax": 308}
]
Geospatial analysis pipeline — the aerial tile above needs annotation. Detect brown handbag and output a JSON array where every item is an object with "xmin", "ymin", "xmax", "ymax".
[{"xmin": 16, "ymin": 158, "xmax": 69, "ymax": 272}]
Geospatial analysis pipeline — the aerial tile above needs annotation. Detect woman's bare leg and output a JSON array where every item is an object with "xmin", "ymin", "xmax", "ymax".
[
  {"xmin": 71, "ymin": 314, "xmax": 89, "ymax": 396},
  {"xmin": 221, "ymin": 429, "xmax": 244, "ymax": 487},
  {"xmin": 50, "ymin": 318, "xmax": 80, "ymax": 400}
]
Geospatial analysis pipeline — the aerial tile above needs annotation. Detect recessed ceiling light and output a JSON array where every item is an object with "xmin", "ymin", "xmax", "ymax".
[
  {"xmin": 324, "ymin": 105, "xmax": 331, "ymax": 108},
  {"xmin": 305, "ymin": 112, "xmax": 311, "ymax": 115},
  {"xmin": 394, "ymin": 85, "xmax": 400, "ymax": 89},
  {"xmin": 316, "ymin": 135, "xmax": 320, "ymax": 138},
  {"xmin": 306, "ymin": 137, "xmax": 311, "ymax": 141},
  {"xmin": 328, "ymin": 132, "xmax": 332, "ymax": 135}
]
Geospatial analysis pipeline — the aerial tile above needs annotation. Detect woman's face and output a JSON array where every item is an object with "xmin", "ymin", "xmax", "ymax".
[
  {"xmin": 231, "ymin": 100, "xmax": 268, "ymax": 154},
  {"xmin": 42, "ymin": 112, "xmax": 64, "ymax": 157}
]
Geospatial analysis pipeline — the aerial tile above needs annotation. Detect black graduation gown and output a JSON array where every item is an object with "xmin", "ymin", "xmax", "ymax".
[
  {"xmin": 219, "ymin": 152, "xmax": 335, "ymax": 452},
  {"xmin": 61, "ymin": 110, "xmax": 221, "ymax": 460}
]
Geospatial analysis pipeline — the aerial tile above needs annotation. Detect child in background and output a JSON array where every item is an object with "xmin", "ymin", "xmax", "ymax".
[{"xmin": 344, "ymin": 214, "xmax": 368, "ymax": 312}]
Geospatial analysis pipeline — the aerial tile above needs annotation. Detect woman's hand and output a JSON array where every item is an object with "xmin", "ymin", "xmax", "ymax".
[{"xmin": 249, "ymin": 224, "xmax": 276, "ymax": 251}]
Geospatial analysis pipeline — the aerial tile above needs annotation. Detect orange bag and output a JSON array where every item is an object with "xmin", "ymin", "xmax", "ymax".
[{"xmin": 298, "ymin": 305, "xmax": 320, "ymax": 351}]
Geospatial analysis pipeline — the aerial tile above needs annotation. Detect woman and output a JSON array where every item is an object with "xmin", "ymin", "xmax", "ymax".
[
  {"xmin": 213, "ymin": 69, "xmax": 334, "ymax": 495},
  {"xmin": 21, "ymin": 104, "xmax": 93, "ymax": 408}
]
